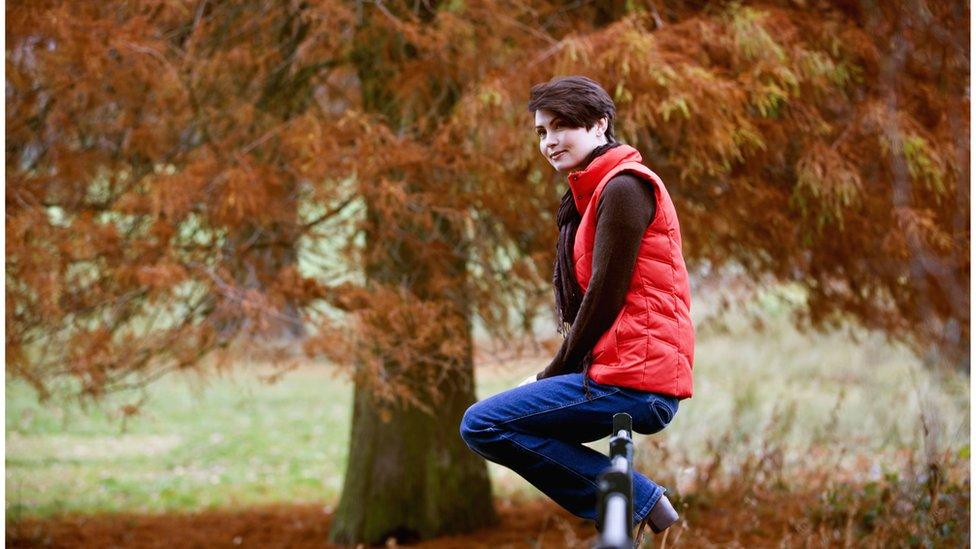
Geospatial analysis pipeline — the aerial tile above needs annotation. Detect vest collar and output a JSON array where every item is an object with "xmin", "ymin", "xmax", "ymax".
[{"xmin": 566, "ymin": 144, "xmax": 643, "ymax": 213}]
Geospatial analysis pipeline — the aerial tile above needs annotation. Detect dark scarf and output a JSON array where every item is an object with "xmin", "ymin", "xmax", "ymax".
[{"xmin": 553, "ymin": 141, "xmax": 621, "ymax": 334}]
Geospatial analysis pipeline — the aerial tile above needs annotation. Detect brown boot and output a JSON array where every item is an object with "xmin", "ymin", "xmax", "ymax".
[{"xmin": 634, "ymin": 494, "xmax": 679, "ymax": 547}]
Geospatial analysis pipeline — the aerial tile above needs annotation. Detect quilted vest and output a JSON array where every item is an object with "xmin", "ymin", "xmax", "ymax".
[{"xmin": 568, "ymin": 144, "xmax": 694, "ymax": 399}]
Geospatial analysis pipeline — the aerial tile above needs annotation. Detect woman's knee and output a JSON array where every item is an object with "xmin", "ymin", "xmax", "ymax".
[{"xmin": 459, "ymin": 402, "xmax": 494, "ymax": 449}]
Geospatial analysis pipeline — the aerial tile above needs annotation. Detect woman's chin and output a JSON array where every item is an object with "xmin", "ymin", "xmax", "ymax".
[{"xmin": 551, "ymin": 160, "xmax": 574, "ymax": 173}]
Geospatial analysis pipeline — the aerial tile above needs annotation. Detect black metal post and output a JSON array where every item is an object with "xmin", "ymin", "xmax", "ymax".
[{"xmin": 595, "ymin": 413, "xmax": 634, "ymax": 549}]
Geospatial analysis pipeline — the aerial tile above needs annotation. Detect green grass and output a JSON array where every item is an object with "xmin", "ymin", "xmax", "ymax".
[
  {"xmin": 6, "ymin": 292, "xmax": 970, "ymax": 521},
  {"xmin": 6, "ymin": 365, "xmax": 353, "ymax": 519}
]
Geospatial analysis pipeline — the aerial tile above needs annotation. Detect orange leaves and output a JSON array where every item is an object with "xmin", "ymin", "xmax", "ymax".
[
  {"xmin": 7, "ymin": 0, "xmax": 350, "ymax": 401},
  {"xmin": 6, "ymin": 0, "xmax": 971, "ymax": 407},
  {"xmin": 317, "ymin": 283, "xmax": 470, "ymax": 414},
  {"xmin": 148, "ymin": 158, "xmax": 213, "ymax": 220},
  {"xmin": 66, "ymin": 326, "xmax": 115, "ymax": 396},
  {"xmin": 790, "ymin": 143, "xmax": 864, "ymax": 231},
  {"xmin": 134, "ymin": 262, "xmax": 188, "ymax": 290},
  {"xmin": 891, "ymin": 207, "xmax": 956, "ymax": 256},
  {"xmin": 213, "ymin": 162, "xmax": 275, "ymax": 226},
  {"xmin": 267, "ymin": 264, "xmax": 329, "ymax": 307},
  {"xmin": 279, "ymin": 113, "xmax": 348, "ymax": 182}
]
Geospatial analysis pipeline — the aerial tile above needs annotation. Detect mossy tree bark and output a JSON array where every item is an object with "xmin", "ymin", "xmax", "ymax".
[
  {"xmin": 328, "ymin": 205, "xmax": 497, "ymax": 543},
  {"xmin": 329, "ymin": 3, "xmax": 496, "ymax": 542}
]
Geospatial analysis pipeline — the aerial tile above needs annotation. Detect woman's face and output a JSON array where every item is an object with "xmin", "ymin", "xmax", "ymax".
[{"xmin": 534, "ymin": 109, "xmax": 608, "ymax": 173}]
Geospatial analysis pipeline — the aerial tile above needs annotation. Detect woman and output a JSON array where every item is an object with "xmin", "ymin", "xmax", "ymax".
[{"xmin": 460, "ymin": 76, "xmax": 695, "ymax": 541}]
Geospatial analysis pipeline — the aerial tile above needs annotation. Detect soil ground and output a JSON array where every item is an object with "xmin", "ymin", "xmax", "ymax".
[{"xmin": 7, "ymin": 492, "xmax": 814, "ymax": 548}]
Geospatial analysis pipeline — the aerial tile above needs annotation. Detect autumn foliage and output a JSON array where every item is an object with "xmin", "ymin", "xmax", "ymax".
[{"xmin": 6, "ymin": 0, "xmax": 969, "ymax": 400}]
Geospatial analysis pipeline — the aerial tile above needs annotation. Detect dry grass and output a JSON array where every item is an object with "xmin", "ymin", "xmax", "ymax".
[
  {"xmin": 475, "ymin": 285, "xmax": 970, "ymax": 546},
  {"xmin": 7, "ymin": 283, "xmax": 970, "ymax": 546}
]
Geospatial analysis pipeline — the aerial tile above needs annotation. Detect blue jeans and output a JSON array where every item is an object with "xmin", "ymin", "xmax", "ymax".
[{"xmin": 459, "ymin": 372, "xmax": 679, "ymax": 528}]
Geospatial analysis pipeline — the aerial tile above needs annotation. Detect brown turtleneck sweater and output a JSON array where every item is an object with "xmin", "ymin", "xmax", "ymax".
[{"xmin": 537, "ymin": 172, "xmax": 657, "ymax": 380}]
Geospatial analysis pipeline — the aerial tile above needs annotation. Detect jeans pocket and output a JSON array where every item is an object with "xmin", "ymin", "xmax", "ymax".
[
  {"xmin": 633, "ymin": 395, "xmax": 677, "ymax": 435},
  {"xmin": 650, "ymin": 398, "xmax": 676, "ymax": 426}
]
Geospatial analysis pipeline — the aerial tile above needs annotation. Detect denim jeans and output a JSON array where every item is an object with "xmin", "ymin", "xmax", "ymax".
[{"xmin": 459, "ymin": 372, "xmax": 679, "ymax": 528}]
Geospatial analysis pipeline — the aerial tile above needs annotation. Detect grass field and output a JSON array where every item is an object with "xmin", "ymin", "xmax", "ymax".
[
  {"xmin": 6, "ymin": 292, "xmax": 970, "ymax": 542},
  {"xmin": 6, "ymin": 362, "xmax": 354, "ymax": 518}
]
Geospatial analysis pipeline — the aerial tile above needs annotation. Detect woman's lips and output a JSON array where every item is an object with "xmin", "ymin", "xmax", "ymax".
[{"xmin": 550, "ymin": 151, "xmax": 566, "ymax": 161}]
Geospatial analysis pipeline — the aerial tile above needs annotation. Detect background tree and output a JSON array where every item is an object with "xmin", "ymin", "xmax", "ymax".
[
  {"xmin": 6, "ymin": 0, "xmax": 969, "ymax": 545},
  {"xmin": 6, "ymin": 0, "xmax": 356, "ymax": 398},
  {"xmin": 7, "ymin": 0, "xmax": 559, "ymax": 543},
  {"xmin": 448, "ymin": 0, "xmax": 969, "ymax": 371}
]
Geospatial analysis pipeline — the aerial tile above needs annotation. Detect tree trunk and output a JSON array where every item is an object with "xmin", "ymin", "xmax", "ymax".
[
  {"xmin": 329, "ymin": 206, "xmax": 497, "ymax": 543},
  {"xmin": 327, "ymin": 3, "xmax": 498, "ymax": 543},
  {"xmin": 329, "ymin": 341, "xmax": 496, "ymax": 544}
]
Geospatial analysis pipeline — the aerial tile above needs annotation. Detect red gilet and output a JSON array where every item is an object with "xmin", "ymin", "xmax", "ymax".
[{"xmin": 568, "ymin": 144, "xmax": 695, "ymax": 399}]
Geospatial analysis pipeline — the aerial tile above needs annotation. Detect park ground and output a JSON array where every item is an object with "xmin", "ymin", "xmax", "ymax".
[
  {"xmin": 6, "ymin": 292, "xmax": 970, "ymax": 547},
  {"xmin": 4, "ymin": 490, "xmax": 830, "ymax": 548}
]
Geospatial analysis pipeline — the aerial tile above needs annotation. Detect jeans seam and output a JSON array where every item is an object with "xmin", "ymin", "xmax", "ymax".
[
  {"xmin": 496, "ymin": 386, "xmax": 622, "ymax": 428},
  {"xmin": 496, "ymin": 429, "xmax": 599, "ymax": 490}
]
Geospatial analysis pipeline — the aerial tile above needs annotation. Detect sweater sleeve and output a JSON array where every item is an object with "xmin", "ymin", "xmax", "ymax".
[{"xmin": 538, "ymin": 173, "xmax": 656, "ymax": 379}]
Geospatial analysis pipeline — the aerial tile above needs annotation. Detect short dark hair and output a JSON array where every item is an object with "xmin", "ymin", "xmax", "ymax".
[{"xmin": 527, "ymin": 76, "xmax": 616, "ymax": 142}]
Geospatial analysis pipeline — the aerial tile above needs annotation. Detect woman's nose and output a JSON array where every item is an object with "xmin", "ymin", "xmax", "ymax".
[{"xmin": 543, "ymin": 133, "xmax": 558, "ymax": 149}]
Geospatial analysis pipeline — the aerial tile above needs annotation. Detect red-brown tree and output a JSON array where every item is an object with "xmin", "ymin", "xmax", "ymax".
[{"xmin": 6, "ymin": 0, "xmax": 968, "ymax": 544}]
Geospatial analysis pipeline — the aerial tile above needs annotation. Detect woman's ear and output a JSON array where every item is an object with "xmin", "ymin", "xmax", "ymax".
[{"xmin": 597, "ymin": 117, "xmax": 608, "ymax": 136}]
